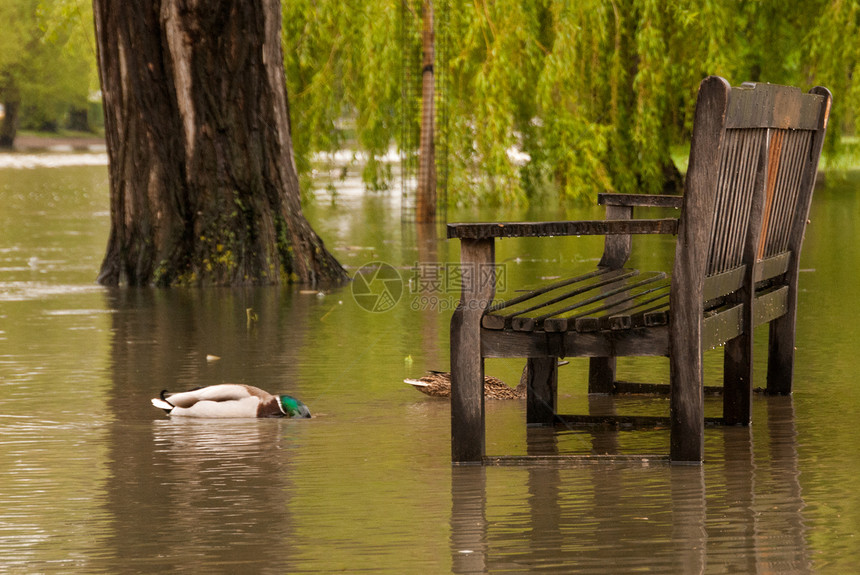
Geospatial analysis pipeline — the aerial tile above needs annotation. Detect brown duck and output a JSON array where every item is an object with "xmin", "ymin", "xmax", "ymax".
[{"xmin": 405, "ymin": 365, "xmax": 535, "ymax": 399}]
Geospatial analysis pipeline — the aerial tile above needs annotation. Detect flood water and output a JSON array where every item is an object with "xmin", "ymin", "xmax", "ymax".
[{"xmin": 1, "ymin": 153, "xmax": 859, "ymax": 573}]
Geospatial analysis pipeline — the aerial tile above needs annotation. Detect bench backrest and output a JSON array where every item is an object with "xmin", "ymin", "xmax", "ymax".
[{"xmin": 677, "ymin": 77, "xmax": 830, "ymax": 302}]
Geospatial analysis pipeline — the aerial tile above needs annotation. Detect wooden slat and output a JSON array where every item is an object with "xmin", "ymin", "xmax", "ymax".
[
  {"xmin": 758, "ymin": 129, "xmax": 785, "ymax": 259},
  {"xmin": 576, "ymin": 284, "xmax": 671, "ymax": 332},
  {"xmin": 479, "ymin": 324, "xmax": 670, "ymax": 359},
  {"xmin": 759, "ymin": 130, "xmax": 812, "ymax": 258},
  {"xmin": 703, "ymin": 265, "xmax": 746, "ymax": 301},
  {"xmin": 446, "ymin": 218, "xmax": 678, "ymax": 240},
  {"xmin": 707, "ymin": 128, "xmax": 764, "ymax": 275},
  {"xmin": 643, "ymin": 309, "xmax": 670, "ymax": 327},
  {"xmin": 755, "ymin": 251, "xmax": 790, "ymax": 282},
  {"xmin": 754, "ymin": 285, "xmax": 789, "ymax": 326},
  {"xmin": 539, "ymin": 273, "xmax": 668, "ymax": 333},
  {"xmin": 702, "ymin": 303, "xmax": 743, "ymax": 349},
  {"xmin": 606, "ymin": 288, "xmax": 671, "ymax": 330},
  {"xmin": 482, "ymin": 269, "xmax": 636, "ymax": 330},
  {"xmin": 598, "ymin": 193, "xmax": 684, "ymax": 209},
  {"xmin": 487, "ymin": 268, "xmax": 613, "ymax": 313},
  {"xmin": 727, "ymin": 83, "xmax": 826, "ymax": 130}
]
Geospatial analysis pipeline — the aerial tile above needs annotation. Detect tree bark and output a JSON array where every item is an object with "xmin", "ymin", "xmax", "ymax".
[
  {"xmin": 92, "ymin": 0, "xmax": 347, "ymax": 286},
  {"xmin": 415, "ymin": 0, "xmax": 436, "ymax": 222}
]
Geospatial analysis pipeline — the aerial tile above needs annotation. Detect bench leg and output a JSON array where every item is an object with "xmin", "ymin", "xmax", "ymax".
[
  {"xmin": 588, "ymin": 357, "xmax": 616, "ymax": 394},
  {"xmin": 670, "ymin": 356, "xmax": 705, "ymax": 463},
  {"xmin": 670, "ymin": 329, "xmax": 705, "ymax": 463},
  {"xmin": 526, "ymin": 357, "xmax": 558, "ymax": 425},
  {"xmin": 766, "ymin": 313, "xmax": 796, "ymax": 395},
  {"xmin": 450, "ymin": 238, "xmax": 495, "ymax": 464},
  {"xmin": 723, "ymin": 332, "xmax": 753, "ymax": 425},
  {"xmin": 450, "ymin": 308, "xmax": 485, "ymax": 463}
]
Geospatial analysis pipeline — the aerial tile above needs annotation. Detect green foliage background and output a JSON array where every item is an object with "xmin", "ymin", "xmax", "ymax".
[
  {"xmin": 0, "ymin": 0, "xmax": 97, "ymax": 132},
  {"xmin": 283, "ymin": 0, "xmax": 859, "ymax": 206},
  {"xmin": 2, "ymin": 1, "xmax": 857, "ymax": 205}
]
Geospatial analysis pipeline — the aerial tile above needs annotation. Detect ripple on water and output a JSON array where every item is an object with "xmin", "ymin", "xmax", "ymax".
[
  {"xmin": 0, "ymin": 282, "xmax": 105, "ymax": 302},
  {"xmin": 0, "ymin": 153, "xmax": 108, "ymax": 170}
]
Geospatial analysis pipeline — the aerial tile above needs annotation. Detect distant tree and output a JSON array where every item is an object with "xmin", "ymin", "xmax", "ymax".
[
  {"xmin": 92, "ymin": 0, "xmax": 347, "ymax": 286},
  {"xmin": 0, "ymin": 0, "xmax": 95, "ymax": 147}
]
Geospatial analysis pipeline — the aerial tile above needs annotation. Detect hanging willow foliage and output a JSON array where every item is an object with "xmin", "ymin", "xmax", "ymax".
[{"xmin": 282, "ymin": 0, "xmax": 853, "ymax": 207}]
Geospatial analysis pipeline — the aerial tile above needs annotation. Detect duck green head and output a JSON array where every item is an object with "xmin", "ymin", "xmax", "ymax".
[{"xmin": 279, "ymin": 395, "xmax": 311, "ymax": 418}]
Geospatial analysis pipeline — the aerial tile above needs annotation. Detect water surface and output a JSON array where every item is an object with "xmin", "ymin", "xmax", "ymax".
[{"xmin": 1, "ymin": 158, "xmax": 859, "ymax": 573}]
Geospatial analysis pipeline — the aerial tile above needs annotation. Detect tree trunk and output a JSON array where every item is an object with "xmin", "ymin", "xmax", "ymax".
[
  {"xmin": 91, "ymin": 0, "xmax": 347, "ymax": 286},
  {"xmin": 0, "ymin": 79, "xmax": 20, "ymax": 149},
  {"xmin": 415, "ymin": 0, "xmax": 436, "ymax": 223}
]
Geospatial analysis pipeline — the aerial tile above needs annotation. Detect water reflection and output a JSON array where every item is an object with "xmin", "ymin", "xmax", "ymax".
[
  {"xmin": 96, "ymin": 287, "xmax": 312, "ymax": 572},
  {"xmin": 450, "ymin": 395, "xmax": 810, "ymax": 573},
  {"xmin": 414, "ymin": 222, "xmax": 444, "ymax": 370},
  {"xmin": 99, "ymin": 417, "xmax": 302, "ymax": 572},
  {"xmin": 103, "ymin": 286, "xmax": 311, "ymax": 393}
]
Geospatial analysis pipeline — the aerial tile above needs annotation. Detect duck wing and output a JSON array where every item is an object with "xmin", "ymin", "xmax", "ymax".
[
  {"xmin": 404, "ymin": 373, "xmax": 451, "ymax": 397},
  {"xmin": 163, "ymin": 384, "xmax": 259, "ymax": 408}
]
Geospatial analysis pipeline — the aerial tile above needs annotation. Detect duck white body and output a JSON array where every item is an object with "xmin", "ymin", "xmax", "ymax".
[{"xmin": 151, "ymin": 384, "xmax": 311, "ymax": 418}]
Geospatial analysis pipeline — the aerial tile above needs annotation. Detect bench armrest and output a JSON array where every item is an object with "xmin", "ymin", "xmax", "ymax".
[
  {"xmin": 598, "ymin": 193, "xmax": 683, "ymax": 209},
  {"xmin": 446, "ymin": 218, "xmax": 678, "ymax": 240}
]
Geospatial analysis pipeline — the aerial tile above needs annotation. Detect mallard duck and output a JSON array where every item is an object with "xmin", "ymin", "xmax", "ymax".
[
  {"xmin": 151, "ymin": 384, "xmax": 311, "ymax": 418},
  {"xmin": 405, "ymin": 368, "xmax": 528, "ymax": 400}
]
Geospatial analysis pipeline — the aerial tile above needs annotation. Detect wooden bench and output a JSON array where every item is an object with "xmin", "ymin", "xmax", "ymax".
[{"xmin": 447, "ymin": 76, "xmax": 831, "ymax": 464}]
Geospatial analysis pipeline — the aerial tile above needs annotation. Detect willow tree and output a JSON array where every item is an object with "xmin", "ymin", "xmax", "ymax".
[
  {"xmin": 92, "ymin": 0, "xmax": 346, "ymax": 286},
  {"xmin": 282, "ymin": 1, "xmax": 401, "ymax": 193},
  {"xmin": 282, "ymin": 0, "xmax": 848, "ymax": 207}
]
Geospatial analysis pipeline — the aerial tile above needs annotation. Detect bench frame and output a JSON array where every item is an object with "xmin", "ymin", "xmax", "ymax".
[{"xmin": 448, "ymin": 77, "xmax": 831, "ymax": 464}]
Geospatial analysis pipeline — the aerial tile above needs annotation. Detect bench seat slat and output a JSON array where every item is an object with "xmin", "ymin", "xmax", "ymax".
[
  {"xmin": 486, "ymin": 267, "xmax": 614, "ymax": 312},
  {"xmin": 608, "ymin": 292, "xmax": 672, "ymax": 330},
  {"xmin": 483, "ymin": 258, "xmax": 757, "ymax": 335},
  {"xmin": 532, "ymin": 271, "xmax": 663, "ymax": 320},
  {"xmin": 485, "ymin": 268, "xmax": 636, "ymax": 319},
  {"xmin": 483, "ymin": 271, "xmax": 672, "ymax": 333},
  {"xmin": 535, "ymin": 273, "xmax": 668, "ymax": 332},
  {"xmin": 482, "ymin": 269, "xmax": 636, "ymax": 330},
  {"xmin": 508, "ymin": 272, "xmax": 650, "ymax": 330},
  {"xmin": 569, "ymin": 282, "xmax": 671, "ymax": 333}
]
